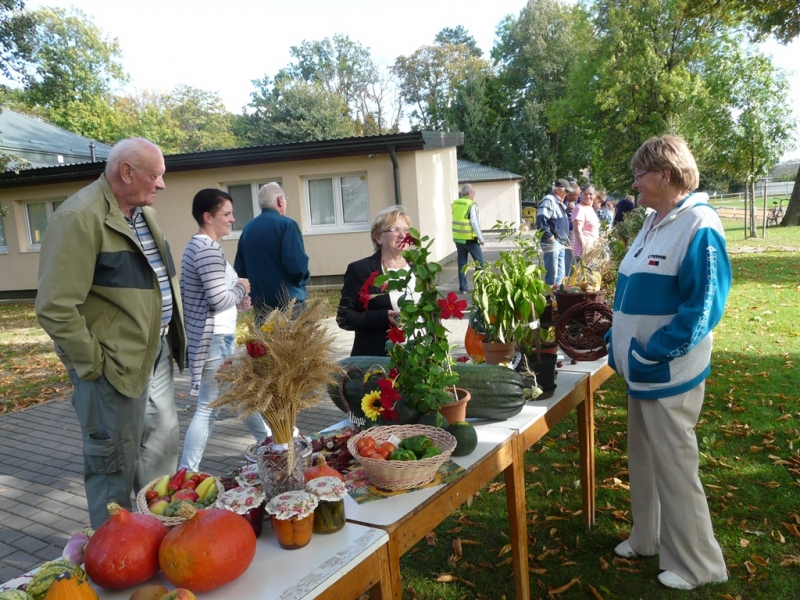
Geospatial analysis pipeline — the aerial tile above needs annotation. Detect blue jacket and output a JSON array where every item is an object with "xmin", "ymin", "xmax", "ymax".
[
  {"xmin": 605, "ymin": 193, "xmax": 731, "ymax": 400},
  {"xmin": 536, "ymin": 193, "xmax": 569, "ymax": 244},
  {"xmin": 233, "ymin": 208, "xmax": 310, "ymax": 311}
]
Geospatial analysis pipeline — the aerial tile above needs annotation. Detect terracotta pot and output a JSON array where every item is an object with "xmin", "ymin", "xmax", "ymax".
[
  {"xmin": 438, "ymin": 388, "xmax": 471, "ymax": 423},
  {"xmin": 481, "ymin": 341, "xmax": 516, "ymax": 365}
]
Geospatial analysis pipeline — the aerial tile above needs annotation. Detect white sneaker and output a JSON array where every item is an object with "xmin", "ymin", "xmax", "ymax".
[
  {"xmin": 658, "ymin": 570, "xmax": 728, "ymax": 590},
  {"xmin": 614, "ymin": 539, "xmax": 638, "ymax": 558}
]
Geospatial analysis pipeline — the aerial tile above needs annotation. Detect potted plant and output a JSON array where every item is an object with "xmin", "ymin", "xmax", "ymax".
[
  {"xmin": 373, "ymin": 229, "xmax": 470, "ymax": 422},
  {"xmin": 470, "ymin": 223, "xmax": 555, "ymax": 387}
]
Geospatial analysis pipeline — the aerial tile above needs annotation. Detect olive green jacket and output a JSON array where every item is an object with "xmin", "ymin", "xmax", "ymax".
[{"xmin": 35, "ymin": 175, "xmax": 186, "ymax": 398}]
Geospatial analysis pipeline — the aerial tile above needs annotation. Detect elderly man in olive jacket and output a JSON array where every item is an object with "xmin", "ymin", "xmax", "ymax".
[{"xmin": 35, "ymin": 138, "xmax": 186, "ymax": 527}]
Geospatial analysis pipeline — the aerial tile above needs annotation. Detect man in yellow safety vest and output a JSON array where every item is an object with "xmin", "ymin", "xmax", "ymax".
[{"xmin": 451, "ymin": 184, "xmax": 485, "ymax": 293}]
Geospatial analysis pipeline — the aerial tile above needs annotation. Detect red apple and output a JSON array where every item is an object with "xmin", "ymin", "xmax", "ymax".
[
  {"xmin": 180, "ymin": 479, "xmax": 198, "ymax": 491},
  {"xmin": 159, "ymin": 589, "xmax": 197, "ymax": 600},
  {"xmin": 172, "ymin": 489, "xmax": 199, "ymax": 503},
  {"xmin": 148, "ymin": 499, "xmax": 170, "ymax": 515}
]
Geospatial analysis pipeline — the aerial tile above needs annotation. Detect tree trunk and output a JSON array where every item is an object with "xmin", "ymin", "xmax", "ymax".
[
  {"xmin": 748, "ymin": 180, "xmax": 757, "ymax": 238},
  {"xmin": 780, "ymin": 165, "xmax": 800, "ymax": 226}
]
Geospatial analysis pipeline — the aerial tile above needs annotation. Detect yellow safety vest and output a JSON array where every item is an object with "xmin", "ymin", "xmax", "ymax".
[{"xmin": 452, "ymin": 196, "xmax": 476, "ymax": 242}]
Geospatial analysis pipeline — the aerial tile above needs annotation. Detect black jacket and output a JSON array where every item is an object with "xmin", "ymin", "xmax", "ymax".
[{"xmin": 336, "ymin": 251, "xmax": 393, "ymax": 356}]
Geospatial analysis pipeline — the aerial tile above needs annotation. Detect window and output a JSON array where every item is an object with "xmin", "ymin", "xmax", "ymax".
[
  {"xmin": 225, "ymin": 180, "xmax": 280, "ymax": 238},
  {"xmin": 25, "ymin": 199, "xmax": 64, "ymax": 249},
  {"xmin": 0, "ymin": 214, "xmax": 6, "ymax": 253},
  {"xmin": 306, "ymin": 174, "xmax": 369, "ymax": 232}
]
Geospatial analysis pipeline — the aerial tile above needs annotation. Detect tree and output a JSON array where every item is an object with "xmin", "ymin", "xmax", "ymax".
[
  {"xmin": 0, "ymin": 0, "xmax": 34, "ymax": 81},
  {"xmin": 434, "ymin": 25, "xmax": 483, "ymax": 57},
  {"xmin": 13, "ymin": 7, "xmax": 128, "ymax": 142},
  {"xmin": 242, "ymin": 76, "xmax": 356, "ymax": 145}
]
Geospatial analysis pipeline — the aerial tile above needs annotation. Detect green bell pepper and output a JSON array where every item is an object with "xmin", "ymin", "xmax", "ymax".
[
  {"xmin": 399, "ymin": 435, "xmax": 433, "ymax": 457},
  {"xmin": 389, "ymin": 449, "xmax": 417, "ymax": 461},
  {"xmin": 420, "ymin": 445, "xmax": 442, "ymax": 459}
]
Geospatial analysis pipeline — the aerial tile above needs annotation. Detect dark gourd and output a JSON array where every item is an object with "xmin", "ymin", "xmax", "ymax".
[{"xmin": 329, "ymin": 357, "xmax": 525, "ymax": 421}]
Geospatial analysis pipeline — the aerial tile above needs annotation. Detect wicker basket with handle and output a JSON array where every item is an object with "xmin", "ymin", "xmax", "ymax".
[
  {"xmin": 346, "ymin": 424, "xmax": 456, "ymax": 491},
  {"xmin": 135, "ymin": 474, "xmax": 223, "ymax": 528}
]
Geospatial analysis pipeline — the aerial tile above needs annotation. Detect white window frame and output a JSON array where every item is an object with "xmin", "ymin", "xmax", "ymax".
[
  {"xmin": 223, "ymin": 179, "xmax": 280, "ymax": 240},
  {"xmin": 23, "ymin": 198, "xmax": 65, "ymax": 251},
  {"xmin": 0, "ymin": 214, "xmax": 7, "ymax": 254},
  {"xmin": 303, "ymin": 173, "xmax": 370, "ymax": 234}
]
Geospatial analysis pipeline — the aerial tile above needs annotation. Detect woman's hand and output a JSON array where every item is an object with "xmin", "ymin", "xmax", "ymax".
[
  {"xmin": 237, "ymin": 295, "xmax": 251, "ymax": 311},
  {"xmin": 238, "ymin": 278, "xmax": 251, "ymax": 294},
  {"xmin": 388, "ymin": 310, "xmax": 400, "ymax": 327}
]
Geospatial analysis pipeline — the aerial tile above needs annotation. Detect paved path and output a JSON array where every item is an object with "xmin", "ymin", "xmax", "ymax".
[{"xmin": 0, "ymin": 233, "xmax": 518, "ymax": 583}]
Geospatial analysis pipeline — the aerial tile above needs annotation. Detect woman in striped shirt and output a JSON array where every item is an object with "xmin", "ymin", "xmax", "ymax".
[{"xmin": 179, "ymin": 189, "xmax": 270, "ymax": 471}]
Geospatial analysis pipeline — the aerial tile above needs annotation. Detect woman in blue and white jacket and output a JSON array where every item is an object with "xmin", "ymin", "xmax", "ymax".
[
  {"xmin": 179, "ymin": 189, "xmax": 270, "ymax": 472},
  {"xmin": 605, "ymin": 135, "xmax": 731, "ymax": 591}
]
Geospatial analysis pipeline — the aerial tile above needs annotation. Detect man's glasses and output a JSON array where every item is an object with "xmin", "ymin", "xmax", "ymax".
[{"xmin": 382, "ymin": 227, "xmax": 410, "ymax": 235}]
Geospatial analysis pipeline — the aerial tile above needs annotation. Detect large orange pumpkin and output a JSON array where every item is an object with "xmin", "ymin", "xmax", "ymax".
[
  {"xmin": 464, "ymin": 323, "xmax": 485, "ymax": 360},
  {"xmin": 159, "ymin": 504, "xmax": 256, "ymax": 592}
]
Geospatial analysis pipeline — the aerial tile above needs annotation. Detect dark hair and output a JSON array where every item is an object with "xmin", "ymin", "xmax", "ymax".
[{"xmin": 192, "ymin": 188, "xmax": 233, "ymax": 226}]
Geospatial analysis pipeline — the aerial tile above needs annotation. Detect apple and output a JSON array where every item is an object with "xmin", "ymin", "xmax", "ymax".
[
  {"xmin": 148, "ymin": 499, "xmax": 170, "ymax": 515},
  {"xmin": 172, "ymin": 489, "xmax": 199, "ymax": 503},
  {"xmin": 145, "ymin": 490, "xmax": 160, "ymax": 502},
  {"xmin": 159, "ymin": 589, "xmax": 197, "ymax": 600},
  {"xmin": 130, "ymin": 583, "xmax": 169, "ymax": 600},
  {"xmin": 180, "ymin": 479, "xmax": 198, "ymax": 491}
]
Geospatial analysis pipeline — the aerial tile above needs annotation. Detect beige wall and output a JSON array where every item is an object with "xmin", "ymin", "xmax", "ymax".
[
  {"xmin": 0, "ymin": 147, "xmax": 460, "ymax": 293},
  {"xmin": 470, "ymin": 180, "xmax": 522, "ymax": 230}
]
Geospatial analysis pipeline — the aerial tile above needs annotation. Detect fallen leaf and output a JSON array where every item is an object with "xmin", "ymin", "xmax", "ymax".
[
  {"xmin": 425, "ymin": 532, "xmax": 438, "ymax": 546},
  {"xmin": 744, "ymin": 560, "xmax": 756, "ymax": 575},
  {"xmin": 783, "ymin": 522, "xmax": 800, "ymax": 538},
  {"xmin": 587, "ymin": 583, "xmax": 604, "ymax": 600},
  {"xmin": 548, "ymin": 577, "xmax": 580, "ymax": 596},
  {"xmin": 497, "ymin": 543, "xmax": 512, "ymax": 557},
  {"xmin": 751, "ymin": 555, "xmax": 769, "ymax": 566},
  {"xmin": 599, "ymin": 556, "xmax": 609, "ymax": 571},
  {"xmin": 529, "ymin": 567, "xmax": 547, "ymax": 575},
  {"xmin": 740, "ymin": 538, "xmax": 750, "ymax": 547}
]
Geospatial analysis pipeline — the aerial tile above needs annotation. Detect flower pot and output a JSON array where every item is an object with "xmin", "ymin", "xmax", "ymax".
[
  {"xmin": 518, "ymin": 354, "xmax": 558, "ymax": 392},
  {"xmin": 464, "ymin": 324, "xmax": 486, "ymax": 360},
  {"xmin": 438, "ymin": 388, "xmax": 471, "ymax": 423},
  {"xmin": 539, "ymin": 341, "xmax": 559, "ymax": 355},
  {"xmin": 481, "ymin": 341, "xmax": 516, "ymax": 365}
]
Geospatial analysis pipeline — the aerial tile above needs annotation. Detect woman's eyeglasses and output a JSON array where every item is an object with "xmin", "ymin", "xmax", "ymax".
[{"xmin": 382, "ymin": 227, "xmax": 410, "ymax": 235}]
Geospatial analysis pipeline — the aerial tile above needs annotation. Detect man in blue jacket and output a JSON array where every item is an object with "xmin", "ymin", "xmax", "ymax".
[
  {"xmin": 234, "ymin": 182, "xmax": 310, "ymax": 321},
  {"xmin": 536, "ymin": 178, "xmax": 571, "ymax": 286}
]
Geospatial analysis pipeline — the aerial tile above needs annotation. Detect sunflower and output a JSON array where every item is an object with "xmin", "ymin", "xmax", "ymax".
[{"xmin": 361, "ymin": 390, "xmax": 383, "ymax": 420}]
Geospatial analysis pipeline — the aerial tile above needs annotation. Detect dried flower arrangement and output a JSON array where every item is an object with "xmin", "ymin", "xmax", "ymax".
[{"xmin": 212, "ymin": 298, "xmax": 342, "ymax": 444}]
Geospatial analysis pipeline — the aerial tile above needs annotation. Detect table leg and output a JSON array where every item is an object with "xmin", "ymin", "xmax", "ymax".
[
  {"xmin": 368, "ymin": 541, "xmax": 393, "ymax": 600},
  {"xmin": 577, "ymin": 390, "xmax": 596, "ymax": 528},
  {"xmin": 504, "ymin": 435, "xmax": 530, "ymax": 600},
  {"xmin": 386, "ymin": 536, "xmax": 403, "ymax": 600}
]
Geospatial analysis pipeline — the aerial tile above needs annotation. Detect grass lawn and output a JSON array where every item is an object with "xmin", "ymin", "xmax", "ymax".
[{"xmin": 1, "ymin": 221, "xmax": 798, "ymax": 598}]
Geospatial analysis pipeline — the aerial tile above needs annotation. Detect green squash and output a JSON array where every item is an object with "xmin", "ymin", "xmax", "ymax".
[{"xmin": 0, "ymin": 590, "xmax": 36, "ymax": 600}]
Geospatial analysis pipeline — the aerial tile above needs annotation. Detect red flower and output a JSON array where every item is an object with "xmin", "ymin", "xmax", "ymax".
[
  {"xmin": 246, "ymin": 341, "xmax": 266, "ymax": 358},
  {"xmin": 381, "ymin": 407, "xmax": 398, "ymax": 422},
  {"xmin": 377, "ymin": 378, "xmax": 400, "ymax": 405},
  {"xmin": 438, "ymin": 291, "xmax": 468, "ymax": 320},
  {"xmin": 358, "ymin": 270, "xmax": 381, "ymax": 310},
  {"xmin": 388, "ymin": 367, "xmax": 400, "ymax": 380},
  {"xmin": 387, "ymin": 326, "xmax": 405, "ymax": 344},
  {"xmin": 456, "ymin": 355, "xmax": 470, "ymax": 363},
  {"xmin": 400, "ymin": 232, "xmax": 418, "ymax": 248}
]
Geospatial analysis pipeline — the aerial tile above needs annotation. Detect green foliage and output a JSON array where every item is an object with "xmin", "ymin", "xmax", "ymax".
[
  {"xmin": 0, "ymin": 0, "xmax": 34, "ymax": 81},
  {"xmin": 686, "ymin": 0, "xmax": 800, "ymax": 44},
  {"xmin": 377, "ymin": 229, "xmax": 459, "ymax": 414}
]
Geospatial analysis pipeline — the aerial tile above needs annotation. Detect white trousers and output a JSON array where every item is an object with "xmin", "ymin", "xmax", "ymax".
[{"xmin": 626, "ymin": 383, "xmax": 727, "ymax": 585}]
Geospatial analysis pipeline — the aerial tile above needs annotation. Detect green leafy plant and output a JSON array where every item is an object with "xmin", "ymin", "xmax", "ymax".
[
  {"xmin": 470, "ymin": 223, "xmax": 548, "ymax": 358},
  {"xmin": 377, "ymin": 229, "xmax": 463, "ymax": 414}
]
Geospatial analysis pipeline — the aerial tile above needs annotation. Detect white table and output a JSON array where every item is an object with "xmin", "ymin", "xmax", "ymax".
[{"xmin": 90, "ymin": 522, "xmax": 392, "ymax": 599}]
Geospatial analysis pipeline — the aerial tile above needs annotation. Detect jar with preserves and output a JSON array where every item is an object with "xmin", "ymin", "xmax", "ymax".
[
  {"xmin": 265, "ymin": 490, "xmax": 318, "ymax": 549},
  {"xmin": 305, "ymin": 476, "xmax": 347, "ymax": 534}
]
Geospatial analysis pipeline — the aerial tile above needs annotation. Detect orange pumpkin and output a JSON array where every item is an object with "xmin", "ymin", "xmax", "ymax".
[
  {"xmin": 159, "ymin": 504, "xmax": 256, "ymax": 592},
  {"xmin": 303, "ymin": 454, "xmax": 344, "ymax": 483},
  {"xmin": 44, "ymin": 571, "xmax": 99, "ymax": 600},
  {"xmin": 464, "ymin": 323, "xmax": 485, "ymax": 360}
]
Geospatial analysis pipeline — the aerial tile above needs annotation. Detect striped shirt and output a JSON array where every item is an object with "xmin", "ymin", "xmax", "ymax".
[
  {"xmin": 126, "ymin": 207, "xmax": 172, "ymax": 327},
  {"xmin": 180, "ymin": 234, "xmax": 246, "ymax": 395}
]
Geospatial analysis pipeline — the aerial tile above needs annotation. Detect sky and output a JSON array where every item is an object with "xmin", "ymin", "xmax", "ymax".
[{"xmin": 22, "ymin": 0, "xmax": 800, "ymax": 161}]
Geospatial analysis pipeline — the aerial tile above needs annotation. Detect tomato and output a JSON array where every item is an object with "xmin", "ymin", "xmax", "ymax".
[
  {"xmin": 180, "ymin": 479, "xmax": 198, "ymax": 490},
  {"xmin": 360, "ymin": 447, "xmax": 378, "ymax": 458},
  {"xmin": 190, "ymin": 473, "xmax": 204, "ymax": 484},
  {"xmin": 376, "ymin": 442, "xmax": 396, "ymax": 458},
  {"xmin": 369, "ymin": 452, "xmax": 386, "ymax": 460},
  {"xmin": 356, "ymin": 436, "xmax": 376, "ymax": 452},
  {"xmin": 145, "ymin": 490, "xmax": 159, "ymax": 502}
]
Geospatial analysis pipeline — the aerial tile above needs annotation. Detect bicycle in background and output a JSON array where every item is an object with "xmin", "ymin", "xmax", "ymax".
[{"xmin": 767, "ymin": 200, "xmax": 784, "ymax": 227}]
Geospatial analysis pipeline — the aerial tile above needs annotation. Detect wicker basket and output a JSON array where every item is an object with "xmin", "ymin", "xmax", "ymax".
[
  {"xmin": 135, "ymin": 474, "xmax": 223, "ymax": 528},
  {"xmin": 346, "ymin": 425, "xmax": 456, "ymax": 492}
]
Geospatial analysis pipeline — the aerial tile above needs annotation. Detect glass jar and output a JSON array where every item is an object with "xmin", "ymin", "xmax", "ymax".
[
  {"xmin": 214, "ymin": 485, "xmax": 266, "ymax": 538},
  {"xmin": 305, "ymin": 477, "xmax": 347, "ymax": 534},
  {"xmin": 265, "ymin": 490, "xmax": 318, "ymax": 550}
]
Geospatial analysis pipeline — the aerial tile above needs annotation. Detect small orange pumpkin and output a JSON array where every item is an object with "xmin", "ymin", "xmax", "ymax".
[
  {"xmin": 303, "ymin": 454, "xmax": 344, "ymax": 483},
  {"xmin": 44, "ymin": 571, "xmax": 99, "ymax": 600}
]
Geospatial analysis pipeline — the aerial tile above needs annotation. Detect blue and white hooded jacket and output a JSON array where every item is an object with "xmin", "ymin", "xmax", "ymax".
[{"xmin": 605, "ymin": 192, "xmax": 732, "ymax": 400}]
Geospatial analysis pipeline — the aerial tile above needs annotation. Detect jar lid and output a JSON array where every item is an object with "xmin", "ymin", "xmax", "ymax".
[
  {"xmin": 265, "ymin": 490, "xmax": 319, "ymax": 519},
  {"xmin": 305, "ymin": 476, "xmax": 347, "ymax": 502},
  {"xmin": 214, "ymin": 485, "xmax": 266, "ymax": 515},
  {"xmin": 236, "ymin": 463, "xmax": 261, "ymax": 487}
]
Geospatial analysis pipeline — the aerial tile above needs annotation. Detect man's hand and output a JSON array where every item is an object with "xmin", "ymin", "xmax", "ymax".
[{"xmin": 388, "ymin": 310, "xmax": 400, "ymax": 327}]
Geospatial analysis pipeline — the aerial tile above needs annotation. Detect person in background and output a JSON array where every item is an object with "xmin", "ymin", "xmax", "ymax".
[
  {"xmin": 614, "ymin": 194, "xmax": 636, "ymax": 226},
  {"xmin": 35, "ymin": 138, "xmax": 186, "ymax": 527},
  {"xmin": 451, "ymin": 183, "xmax": 485, "ymax": 294},
  {"xmin": 593, "ymin": 189, "xmax": 606, "ymax": 214},
  {"xmin": 179, "ymin": 189, "xmax": 270, "ymax": 472},
  {"xmin": 571, "ymin": 184, "xmax": 601, "ymax": 261},
  {"xmin": 599, "ymin": 199, "xmax": 615, "ymax": 227},
  {"xmin": 234, "ymin": 182, "xmax": 310, "ymax": 321},
  {"xmin": 605, "ymin": 134, "xmax": 731, "ymax": 591},
  {"xmin": 536, "ymin": 178, "xmax": 571, "ymax": 286},
  {"xmin": 337, "ymin": 206, "xmax": 416, "ymax": 356},
  {"xmin": 564, "ymin": 183, "xmax": 580, "ymax": 270}
]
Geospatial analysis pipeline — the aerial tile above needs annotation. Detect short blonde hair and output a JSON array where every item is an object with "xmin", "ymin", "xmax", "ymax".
[
  {"xmin": 371, "ymin": 206, "xmax": 412, "ymax": 252},
  {"xmin": 631, "ymin": 134, "xmax": 699, "ymax": 192}
]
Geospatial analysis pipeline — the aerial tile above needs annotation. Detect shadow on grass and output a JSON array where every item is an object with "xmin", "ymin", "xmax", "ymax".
[{"xmin": 729, "ymin": 252, "xmax": 800, "ymax": 285}]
